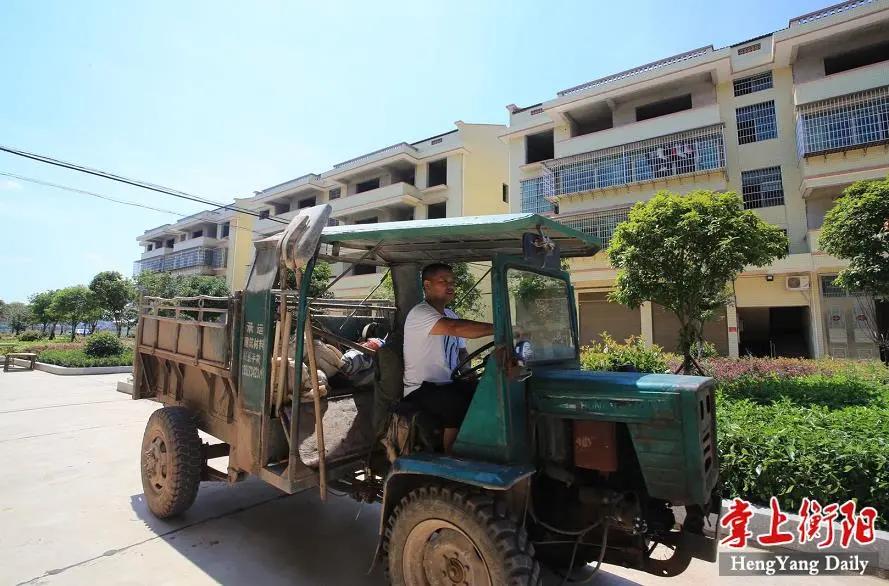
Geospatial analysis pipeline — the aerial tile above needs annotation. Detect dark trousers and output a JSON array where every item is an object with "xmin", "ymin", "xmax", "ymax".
[{"xmin": 401, "ymin": 380, "xmax": 477, "ymax": 428}]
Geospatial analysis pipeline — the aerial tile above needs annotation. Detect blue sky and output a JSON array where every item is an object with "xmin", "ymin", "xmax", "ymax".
[{"xmin": 0, "ymin": 0, "xmax": 829, "ymax": 302}]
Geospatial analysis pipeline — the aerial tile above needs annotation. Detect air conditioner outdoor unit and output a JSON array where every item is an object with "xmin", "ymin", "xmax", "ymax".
[{"xmin": 785, "ymin": 275, "xmax": 810, "ymax": 291}]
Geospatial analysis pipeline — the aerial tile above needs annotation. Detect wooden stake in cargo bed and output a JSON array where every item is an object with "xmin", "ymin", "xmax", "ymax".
[{"xmin": 303, "ymin": 313, "xmax": 327, "ymax": 502}]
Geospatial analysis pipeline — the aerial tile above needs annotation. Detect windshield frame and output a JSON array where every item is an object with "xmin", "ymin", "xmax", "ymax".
[{"xmin": 499, "ymin": 258, "xmax": 579, "ymax": 367}]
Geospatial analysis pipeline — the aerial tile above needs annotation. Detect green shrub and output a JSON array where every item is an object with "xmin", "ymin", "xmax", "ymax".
[
  {"xmin": 17, "ymin": 330, "xmax": 42, "ymax": 342},
  {"xmin": 37, "ymin": 348, "xmax": 133, "ymax": 368},
  {"xmin": 717, "ymin": 398, "xmax": 888, "ymax": 528},
  {"xmin": 84, "ymin": 332, "xmax": 124, "ymax": 357},
  {"xmin": 718, "ymin": 373, "xmax": 885, "ymax": 410},
  {"xmin": 580, "ymin": 333, "xmax": 668, "ymax": 374}
]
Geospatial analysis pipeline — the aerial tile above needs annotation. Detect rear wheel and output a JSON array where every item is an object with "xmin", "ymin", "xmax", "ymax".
[
  {"xmin": 140, "ymin": 407, "xmax": 202, "ymax": 519},
  {"xmin": 384, "ymin": 486, "xmax": 540, "ymax": 585}
]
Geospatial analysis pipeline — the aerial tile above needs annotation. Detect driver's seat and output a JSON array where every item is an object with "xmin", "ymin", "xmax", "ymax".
[{"xmin": 372, "ymin": 332, "xmax": 442, "ymax": 461}]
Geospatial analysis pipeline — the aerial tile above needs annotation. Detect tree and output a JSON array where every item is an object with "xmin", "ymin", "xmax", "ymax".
[
  {"xmin": 608, "ymin": 190, "xmax": 787, "ymax": 374},
  {"xmin": 0, "ymin": 298, "xmax": 5, "ymax": 320},
  {"xmin": 134, "ymin": 271, "xmax": 229, "ymax": 298},
  {"xmin": 29, "ymin": 290, "xmax": 57, "ymax": 336},
  {"xmin": 308, "ymin": 260, "xmax": 333, "ymax": 298},
  {"xmin": 819, "ymin": 177, "xmax": 889, "ymax": 360},
  {"xmin": 5, "ymin": 302, "xmax": 33, "ymax": 335},
  {"xmin": 89, "ymin": 271, "xmax": 136, "ymax": 336},
  {"xmin": 51, "ymin": 286, "xmax": 97, "ymax": 341}
]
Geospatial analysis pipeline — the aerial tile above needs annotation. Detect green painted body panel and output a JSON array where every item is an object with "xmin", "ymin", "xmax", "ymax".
[
  {"xmin": 530, "ymin": 369, "xmax": 718, "ymax": 505},
  {"xmin": 239, "ymin": 290, "xmax": 274, "ymax": 414}
]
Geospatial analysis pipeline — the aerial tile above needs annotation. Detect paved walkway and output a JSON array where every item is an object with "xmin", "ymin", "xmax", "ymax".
[{"xmin": 0, "ymin": 370, "xmax": 883, "ymax": 585}]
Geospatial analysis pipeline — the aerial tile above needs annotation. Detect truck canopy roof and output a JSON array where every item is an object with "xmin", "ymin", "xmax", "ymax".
[{"xmin": 318, "ymin": 213, "xmax": 601, "ymax": 264}]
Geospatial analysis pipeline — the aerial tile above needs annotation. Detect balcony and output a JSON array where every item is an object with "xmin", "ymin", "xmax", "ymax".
[
  {"xmin": 141, "ymin": 246, "xmax": 170, "ymax": 260},
  {"xmin": 328, "ymin": 182, "xmax": 421, "ymax": 218},
  {"xmin": 795, "ymin": 85, "xmax": 889, "ymax": 157},
  {"xmin": 133, "ymin": 247, "xmax": 227, "ymax": 276},
  {"xmin": 173, "ymin": 236, "xmax": 219, "ymax": 252},
  {"xmin": 556, "ymin": 104, "xmax": 722, "ymax": 159},
  {"xmin": 521, "ymin": 124, "xmax": 726, "ymax": 210},
  {"xmin": 556, "ymin": 207, "xmax": 631, "ymax": 250}
]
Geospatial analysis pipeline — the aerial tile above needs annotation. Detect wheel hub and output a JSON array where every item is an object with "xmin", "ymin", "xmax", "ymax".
[
  {"xmin": 414, "ymin": 526, "xmax": 489, "ymax": 586},
  {"xmin": 143, "ymin": 435, "xmax": 168, "ymax": 492}
]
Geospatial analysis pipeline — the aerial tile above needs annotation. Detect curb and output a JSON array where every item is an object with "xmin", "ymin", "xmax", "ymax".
[
  {"xmin": 117, "ymin": 380, "xmax": 134, "ymax": 395},
  {"xmin": 716, "ymin": 499, "xmax": 889, "ymax": 574},
  {"xmin": 10, "ymin": 358, "xmax": 132, "ymax": 376}
]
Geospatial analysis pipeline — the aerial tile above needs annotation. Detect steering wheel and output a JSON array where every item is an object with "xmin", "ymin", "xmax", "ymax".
[{"xmin": 452, "ymin": 341, "xmax": 496, "ymax": 382}]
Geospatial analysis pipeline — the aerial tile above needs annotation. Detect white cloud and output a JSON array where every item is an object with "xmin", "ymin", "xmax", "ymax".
[{"xmin": 0, "ymin": 179, "xmax": 22, "ymax": 191}]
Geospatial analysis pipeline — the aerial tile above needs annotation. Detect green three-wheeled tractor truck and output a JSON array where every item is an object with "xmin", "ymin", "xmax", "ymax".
[{"xmin": 133, "ymin": 205, "xmax": 720, "ymax": 584}]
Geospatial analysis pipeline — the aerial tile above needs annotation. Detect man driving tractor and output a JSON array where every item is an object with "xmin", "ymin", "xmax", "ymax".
[{"xmin": 401, "ymin": 262, "xmax": 493, "ymax": 453}]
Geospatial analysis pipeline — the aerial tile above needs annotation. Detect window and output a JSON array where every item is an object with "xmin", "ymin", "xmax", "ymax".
[
  {"xmin": 736, "ymin": 101, "xmax": 777, "ymax": 144},
  {"xmin": 741, "ymin": 167, "xmax": 784, "ymax": 209},
  {"xmin": 273, "ymin": 202, "xmax": 290, "ymax": 215},
  {"xmin": 560, "ymin": 207, "xmax": 630, "ymax": 248},
  {"xmin": 635, "ymin": 94, "xmax": 692, "ymax": 122},
  {"xmin": 821, "ymin": 275, "xmax": 863, "ymax": 298},
  {"xmin": 428, "ymin": 202, "xmax": 447, "ymax": 219},
  {"xmin": 192, "ymin": 230, "xmax": 203, "ymax": 238},
  {"xmin": 355, "ymin": 178, "xmax": 380, "ymax": 193},
  {"xmin": 507, "ymin": 268, "xmax": 575, "ymax": 363},
  {"xmin": 328, "ymin": 187, "xmax": 341, "ymax": 200},
  {"xmin": 297, "ymin": 197, "xmax": 316, "ymax": 209},
  {"xmin": 220, "ymin": 224, "xmax": 229, "ymax": 238},
  {"xmin": 502, "ymin": 183, "xmax": 509, "ymax": 204},
  {"xmin": 165, "ymin": 239, "xmax": 174, "ymax": 248},
  {"xmin": 147, "ymin": 244, "xmax": 153, "ymax": 251},
  {"xmin": 824, "ymin": 41, "xmax": 889, "ymax": 76},
  {"xmin": 737, "ymin": 43, "xmax": 761, "ymax": 56},
  {"xmin": 427, "ymin": 159, "xmax": 447, "ymax": 187},
  {"xmin": 525, "ymin": 130, "xmax": 554, "ymax": 164},
  {"xmin": 259, "ymin": 209, "xmax": 270, "ymax": 219},
  {"xmin": 733, "ymin": 71, "xmax": 773, "ymax": 97},
  {"xmin": 520, "ymin": 177, "xmax": 554, "ymax": 214}
]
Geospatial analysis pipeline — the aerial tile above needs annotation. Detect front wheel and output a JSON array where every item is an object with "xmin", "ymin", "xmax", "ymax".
[
  {"xmin": 384, "ymin": 486, "xmax": 540, "ymax": 585},
  {"xmin": 140, "ymin": 406, "xmax": 202, "ymax": 519}
]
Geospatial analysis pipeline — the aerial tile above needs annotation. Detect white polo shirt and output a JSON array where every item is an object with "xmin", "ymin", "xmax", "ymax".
[{"xmin": 402, "ymin": 302, "xmax": 466, "ymax": 395}]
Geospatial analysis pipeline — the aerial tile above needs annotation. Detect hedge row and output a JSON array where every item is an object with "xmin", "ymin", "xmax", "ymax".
[
  {"xmin": 37, "ymin": 348, "xmax": 133, "ymax": 368},
  {"xmin": 717, "ymin": 399, "xmax": 888, "ymax": 527}
]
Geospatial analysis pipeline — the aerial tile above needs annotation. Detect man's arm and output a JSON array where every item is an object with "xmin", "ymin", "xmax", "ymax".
[{"xmin": 430, "ymin": 317, "xmax": 493, "ymax": 339}]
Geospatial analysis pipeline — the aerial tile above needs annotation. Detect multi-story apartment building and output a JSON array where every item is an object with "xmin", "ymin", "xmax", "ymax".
[
  {"xmin": 504, "ymin": 0, "xmax": 889, "ymax": 359},
  {"xmin": 136, "ymin": 121, "xmax": 509, "ymax": 298}
]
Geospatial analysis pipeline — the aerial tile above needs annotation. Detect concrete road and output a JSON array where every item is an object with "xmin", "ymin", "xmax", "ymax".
[{"xmin": 0, "ymin": 370, "xmax": 883, "ymax": 585}]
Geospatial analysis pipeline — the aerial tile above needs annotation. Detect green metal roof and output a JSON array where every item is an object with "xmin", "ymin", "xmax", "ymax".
[{"xmin": 318, "ymin": 213, "xmax": 600, "ymax": 264}]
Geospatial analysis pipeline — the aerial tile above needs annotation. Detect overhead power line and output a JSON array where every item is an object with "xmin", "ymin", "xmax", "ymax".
[
  {"xmin": 0, "ymin": 143, "xmax": 289, "ymax": 225},
  {"xmin": 0, "ymin": 170, "xmax": 271, "ymax": 239}
]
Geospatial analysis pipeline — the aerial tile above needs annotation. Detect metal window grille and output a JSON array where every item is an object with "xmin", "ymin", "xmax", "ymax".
[
  {"xmin": 736, "ymin": 101, "xmax": 777, "ymax": 144},
  {"xmin": 820, "ymin": 275, "xmax": 864, "ymax": 297},
  {"xmin": 520, "ymin": 175, "xmax": 554, "ymax": 214},
  {"xmin": 532, "ymin": 124, "xmax": 725, "ymax": 202},
  {"xmin": 733, "ymin": 71, "xmax": 773, "ymax": 96},
  {"xmin": 558, "ymin": 207, "xmax": 631, "ymax": 248},
  {"xmin": 795, "ymin": 86, "xmax": 889, "ymax": 157},
  {"xmin": 741, "ymin": 167, "xmax": 784, "ymax": 209},
  {"xmin": 328, "ymin": 188, "xmax": 341, "ymax": 200}
]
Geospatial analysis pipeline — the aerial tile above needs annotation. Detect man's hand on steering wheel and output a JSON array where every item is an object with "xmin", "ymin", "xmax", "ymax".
[{"xmin": 451, "ymin": 340, "xmax": 496, "ymax": 381}]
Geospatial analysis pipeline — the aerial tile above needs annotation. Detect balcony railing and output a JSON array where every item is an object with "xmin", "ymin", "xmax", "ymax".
[
  {"xmin": 133, "ymin": 247, "xmax": 227, "ymax": 276},
  {"xmin": 332, "ymin": 142, "xmax": 418, "ymax": 171},
  {"xmin": 520, "ymin": 124, "xmax": 726, "ymax": 211},
  {"xmin": 796, "ymin": 85, "xmax": 889, "ymax": 157},
  {"xmin": 789, "ymin": 0, "xmax": 874, "ymax": 26}
]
